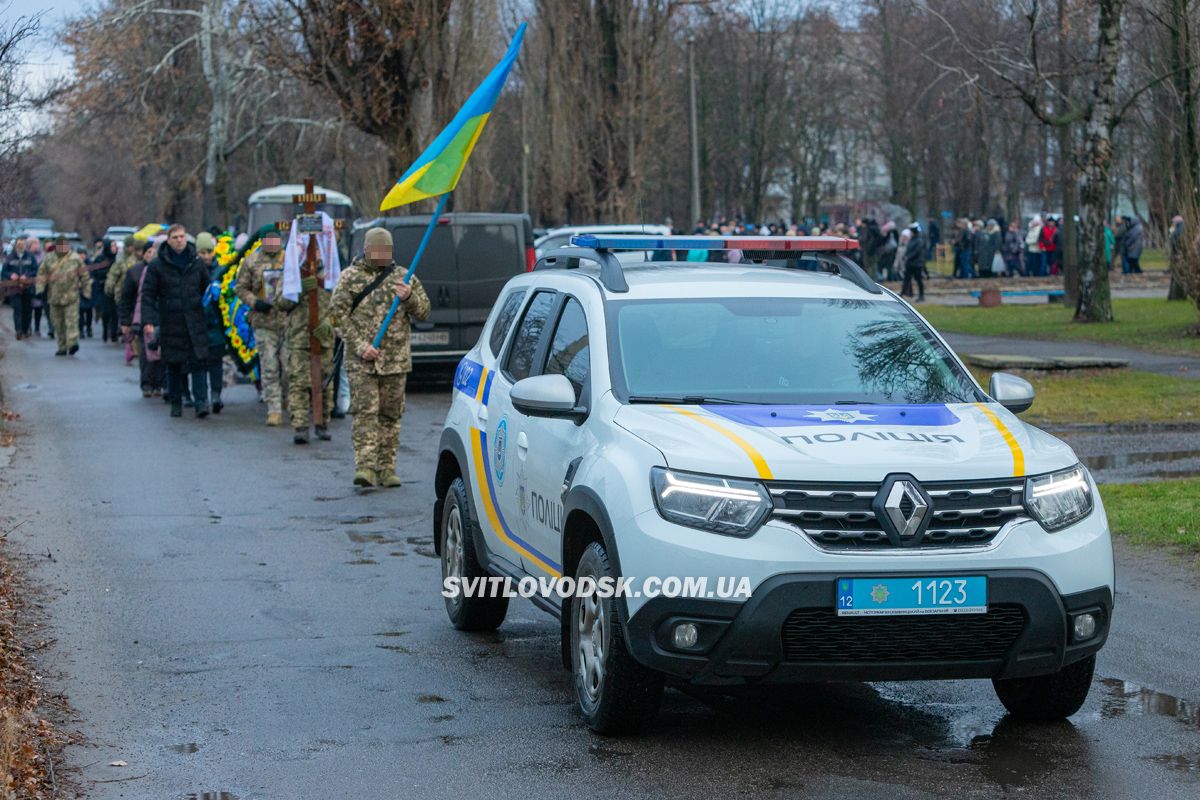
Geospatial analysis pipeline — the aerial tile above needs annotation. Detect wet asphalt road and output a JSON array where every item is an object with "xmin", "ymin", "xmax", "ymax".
[{"xmin": 1, "ymin": 335, "xmax": 1199, "ymax": 799}]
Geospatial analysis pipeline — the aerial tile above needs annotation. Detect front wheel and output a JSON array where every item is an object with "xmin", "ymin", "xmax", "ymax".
[
  {"xmin": 440, "ymin": 478, "xmax": 508, "ymax": 631},
  {"xmin": 569, "ymin": 541, "xmax": 663, "ymax": 735},
  {"xmin": 992, "ymin": 654, "xmax": 1095, "ymax": 720}
]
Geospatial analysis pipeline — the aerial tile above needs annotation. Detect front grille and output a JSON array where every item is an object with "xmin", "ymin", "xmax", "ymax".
[
  {"xmin": 781, "ymin": 606, "xmax": 1026, "ymax": 663},
  {"xmin": 769, "ymin": 478, "xmax": 1028, "ymax": 550}
]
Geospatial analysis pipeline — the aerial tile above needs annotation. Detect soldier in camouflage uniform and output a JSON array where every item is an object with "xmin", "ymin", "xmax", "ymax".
[
  {"xmin": 36, "ymin": 236, "xmax": 91, "ymax": 356},
  {"xmin": 235, "ymin": 228, "xmax": 288, "ymax": 425},
  {"xmin": 278, "ymin": 269, "xmax": 335, "ymax": 444},
  {"xmin": 330, "ymin": 227, "xmax": 430, "ymax": 487},
  {"xmin": 105, "ymin": 236, "xmax": 139, "ymax": 307}
]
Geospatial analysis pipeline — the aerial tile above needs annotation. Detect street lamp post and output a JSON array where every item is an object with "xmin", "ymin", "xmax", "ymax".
[{"xmin": 687, "ymin": 36, "xmax": 701, "ymax": 229}]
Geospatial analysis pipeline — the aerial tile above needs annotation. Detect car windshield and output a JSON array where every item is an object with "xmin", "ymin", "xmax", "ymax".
[{"xmin": 609, "ymin": 297, "xmax": 982, "ymax": 405}]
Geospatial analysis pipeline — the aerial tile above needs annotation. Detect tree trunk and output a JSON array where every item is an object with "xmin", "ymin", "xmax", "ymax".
[
  {"xmin": 1057, "ymin": 0, "xmax": 1080, "ymax": 304},
  {"xmin": 1168, "ymin": 0, "xmax": 1197, "ymax": 301},
  {"xmin": 1074, "ymin": 0, "xmax": 1124, "ymax": 323}
]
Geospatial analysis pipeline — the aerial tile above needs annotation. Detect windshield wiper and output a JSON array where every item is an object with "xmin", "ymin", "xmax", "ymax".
[{"xmin": 627, "ymin": 395, "xmax": 750, "ymax": 405}]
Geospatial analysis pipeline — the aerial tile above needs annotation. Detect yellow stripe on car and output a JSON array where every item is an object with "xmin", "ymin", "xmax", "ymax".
[
  {"xmin": 666, "ymin": 406, "xmax": 775, "ymax": 480},
  {"xmin": 974, "ymin": 403, "xmax": 1026, "ymax": 477}
]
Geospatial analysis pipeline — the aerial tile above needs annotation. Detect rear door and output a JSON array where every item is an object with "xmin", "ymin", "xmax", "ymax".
[
  {"xmin": 390, "ymin": 222, "xmax": 460, "ymax": 357},
  {"xmin": 455, "ymin": 221, "xmax": 525, "ymax": 353}
]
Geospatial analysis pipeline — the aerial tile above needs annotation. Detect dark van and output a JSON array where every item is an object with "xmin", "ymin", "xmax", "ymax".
[{"xmin": 351, "ymin": 212, "xmax": 534, "ymax": 367}]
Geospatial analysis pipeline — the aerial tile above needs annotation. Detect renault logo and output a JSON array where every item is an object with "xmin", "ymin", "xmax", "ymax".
[{"xmin": 871, "ymin": 474, "xmax": 933, "ymax": 546}]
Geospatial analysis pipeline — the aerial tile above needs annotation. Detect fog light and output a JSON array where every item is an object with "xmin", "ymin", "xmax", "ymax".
[
  {"xmin": 672, "ymin": 622, "xmax": 699, "ymax": 649},
  {"xmin": 1073, "ymin": 612, "xmax": 1097, "ymax": 641}
]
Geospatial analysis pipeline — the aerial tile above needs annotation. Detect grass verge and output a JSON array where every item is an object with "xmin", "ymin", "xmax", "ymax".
[
  {"xmin": 922, "ymin": 297, "xmax": 1200, "ymax": 356},
  {"xmin": 1101, "ymin": 478, "xmax": 1200, "ymax": 553},
  {"xmin": 969, "ymin": 367, "xmax": 1200, "ymax": 426}
]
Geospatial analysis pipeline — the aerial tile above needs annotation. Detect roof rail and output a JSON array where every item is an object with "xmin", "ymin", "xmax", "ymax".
[
  {"xmin": 533, "ymin": 246, "xmax": 629, "ymax": 293},
  {"xmin": 564, "ymin": 234, "xmax": 881, "ymax": 295}
]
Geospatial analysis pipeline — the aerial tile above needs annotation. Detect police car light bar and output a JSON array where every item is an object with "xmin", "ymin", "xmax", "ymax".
[{"xmin": 569, "ymin": 233, "xmax": 859, "ymax": 252}]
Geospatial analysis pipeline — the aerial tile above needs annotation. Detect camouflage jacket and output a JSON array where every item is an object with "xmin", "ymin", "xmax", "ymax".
[
  {"xmin": 234, "ymin": 248, "xmax": 288, "ymax": 332},
  {"xmin": 277, "ymin": 280, "xmax": 334, "ymax": 353},
  {"xmin": 105, "ymin": 251, "xmax": 132, "ymax": 301},
  {"xmin": 36, "ymin": 252, "xmax": 90, "ymax": 306},
  {"xmin": 330, "ymin": 258, "xmax": 430, "ymax": 375}
]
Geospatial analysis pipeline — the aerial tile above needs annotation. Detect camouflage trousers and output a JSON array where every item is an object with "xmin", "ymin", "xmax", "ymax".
[
  {"xmin": 49, "ymin": 302, "xmax": 79, "ymax": 352},
  {"xmin": 349, "ymin": 370, "xmax": 407, "ymax": 474},
  {"xmin": 256, "ymin": 327, "xmax": 285, "ymax": 415},
  {"xmin": 286, "ymin": 343, "xmax": 333, "ymax": 430}
]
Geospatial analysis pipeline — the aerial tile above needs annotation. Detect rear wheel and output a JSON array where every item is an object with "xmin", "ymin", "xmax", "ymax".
[
  {"xmin": 440, "ymin": 478, "xmax": 508, "ymax": 631},
  {"xmin": 569, "ymin": 541, "xmax": 663, "ymax": 735},
  {"xmin": 992, "ymin": 654, "xmax": 1095, "ymax": 720}
]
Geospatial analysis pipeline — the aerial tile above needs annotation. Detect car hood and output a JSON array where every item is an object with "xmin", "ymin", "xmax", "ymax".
[{"xmin": 613, "ymin": 402, "xmax": 1076, "ymax": 483}]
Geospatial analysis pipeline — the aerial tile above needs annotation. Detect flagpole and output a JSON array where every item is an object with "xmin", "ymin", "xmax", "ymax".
[{"xmin": 372, "ymin": 192, "xmax": 449, "ymax": 348}]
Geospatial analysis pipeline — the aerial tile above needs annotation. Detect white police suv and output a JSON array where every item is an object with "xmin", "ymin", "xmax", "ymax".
[{"xmin": 433, "ymin": 234, "xmax": 1113, "ymax": 734}]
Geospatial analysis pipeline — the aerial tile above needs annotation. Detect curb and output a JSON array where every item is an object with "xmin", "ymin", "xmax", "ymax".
[{"xmin": 1040, "ymin": 421, "xmax": 1200, "ymax": 434}]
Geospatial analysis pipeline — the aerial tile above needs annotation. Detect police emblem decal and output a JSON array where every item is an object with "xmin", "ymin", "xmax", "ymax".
[{"xmin": 493, "ymin": 416, "xmax": 508, "ymax": 486}]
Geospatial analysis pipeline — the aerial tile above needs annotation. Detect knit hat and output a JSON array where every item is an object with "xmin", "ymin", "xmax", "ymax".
[
  {"xmin": 195, "ymin": 232, "xmax": 216, "ymax": 252},
  {"xmin": 365, "ymin": 227, "xmax": 393, "ymax": 249},
  {"xmin": 257, "ymin": 223, "xmax": 281, "ymax": 241}
]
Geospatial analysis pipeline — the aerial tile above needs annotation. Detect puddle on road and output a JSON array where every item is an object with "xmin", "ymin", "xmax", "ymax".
[
  {"xmin": 1144, "ymin": 753, "xmax": 1200, "ymax": 773},
  {"xmin": 184, "ymin": 793, "xmax": 237, "ymax": 800},
  {"xmin": 169, "ymin": 743, "xmax": 199, "ymax": 754},
  {"xmin": 1084, "ymin": 449, "xmax": 1200, "ymax": 479},
  {"xmin": 345, "ymin": 558, "xmax": 378, "ymax": 566},
  {"xmin": 1099, "ymin": 677, "xmax": 1200, "ymax": 729},
  {"xmin": 346, "ymin": 531, "xmax": 399, "ymax": 545}
]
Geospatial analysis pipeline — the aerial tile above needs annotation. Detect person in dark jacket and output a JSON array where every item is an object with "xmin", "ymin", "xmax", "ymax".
[
  {"xmin": 119, "ymin": 240, "xmax": 166, "ymax": 397},
  {"xmin": 1003, "ymin": 221, "xmax": 1024, "ymax": 276},
  {"xmin": 1122, "ymin": 216, "xmax": 1144, "ymax": 273},
  {"xmin": 2, "ymin": 238, "xmax": 38, "ymax": 338},
  {"xmin": 141, "ymin": 225, "xmax": 211, "ymax": 418},
  {"xmin": 901, "ymin": 225, "xmax": 926, "ymax": 301},
  {"xmin": 196, "ymin": 233, "xmax": 227, "ymax": 413},
  {"xmin": 973, "ymin": 220, "xmax": 999, "ymax": 277}
]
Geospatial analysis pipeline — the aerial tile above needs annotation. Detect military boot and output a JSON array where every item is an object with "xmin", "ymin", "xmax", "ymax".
[
  {"xmin": 293, "ymin": 428, "xmax": 309, "ymax": 445},
  {"xmin": 314, "ymin": 425, "xmax": 331, "ymax": 441},
  {"xmin": 266, "ymin": 412, "xmax": 282, "ymax": 426},
  {"xmin": 353, "ymin": 469, "xmax": 377, "ymax": 487},
  {"xmin": 378, "ymin": 472, "xmax": 402, "ymax": 488}
]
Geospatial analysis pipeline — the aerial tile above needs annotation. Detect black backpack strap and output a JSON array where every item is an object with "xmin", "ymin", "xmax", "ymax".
[{"xmin": 349, "ymin": 264, "xmax": 397, "ymax": 315}]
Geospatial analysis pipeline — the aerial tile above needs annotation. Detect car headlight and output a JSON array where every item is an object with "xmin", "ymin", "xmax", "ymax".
[
  {"xmin": 650, "ymin": 467, "xmax": 772, "ymax": 536},
  {"xmin": 1024, "ymin": 465, "xmax": 1094, "ymax": 532}
]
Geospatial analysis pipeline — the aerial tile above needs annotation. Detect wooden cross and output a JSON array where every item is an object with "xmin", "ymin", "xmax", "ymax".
[{"xmin": 275, "ymin": 178, "xmax": 345, "ymax": 428}]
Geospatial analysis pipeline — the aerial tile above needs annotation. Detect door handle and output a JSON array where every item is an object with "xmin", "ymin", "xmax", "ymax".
[
  {"xmin": 517, "ymin": 431, "xmax": 529, "ymax": 458},
  {"xmin": 477, "ymin": 407, "xmax": 488, "ymax": 427}
]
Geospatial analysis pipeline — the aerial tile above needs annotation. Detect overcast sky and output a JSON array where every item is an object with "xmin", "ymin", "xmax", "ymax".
[{"xmin": 6, "ymin": 0, "xmax": 87, "ymax": 88}]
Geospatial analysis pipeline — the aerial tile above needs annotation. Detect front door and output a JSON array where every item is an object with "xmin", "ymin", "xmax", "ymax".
[
  {"xmin": 479, "ymin": 289, "xmax": 559, "ymax": 576},
  {"xmin": 517, "ymin": 296, "xmax": 593, "ymax": 579}
]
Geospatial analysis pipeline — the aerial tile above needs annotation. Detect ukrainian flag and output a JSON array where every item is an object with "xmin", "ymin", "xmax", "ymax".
[{"xmin": 379, "ymin": 23, "xmax": 527, "ymax": 211}]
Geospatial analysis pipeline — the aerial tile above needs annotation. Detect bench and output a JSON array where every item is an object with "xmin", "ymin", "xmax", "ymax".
[{"xmin": 970, "ymin": 288, "xmax": 1065, "ymax": 306}]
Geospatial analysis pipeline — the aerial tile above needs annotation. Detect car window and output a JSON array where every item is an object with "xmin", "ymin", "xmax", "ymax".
[
  {"xmin": 488, "ymin": 290, "xmax": 527, "ymax": 357},
  {"xmin": 609, "ymin": 297, "xmax": 982, "ymax": 405},
  {"xmin": 544, "ymin": 298, "xmax": 590, "ymax": 400},
  {"xmin": 504, "ymin": 290, "xmax": 556, "ymax": 382}
]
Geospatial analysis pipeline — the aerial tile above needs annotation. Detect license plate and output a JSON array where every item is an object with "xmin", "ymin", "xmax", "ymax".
[
  {"xmin": 836, "ymin": 576, "xmax": 987, "ymax": 617},
  {"xmin": 411, "ymin": 330, "xmax": 450, "ymax": 346}
]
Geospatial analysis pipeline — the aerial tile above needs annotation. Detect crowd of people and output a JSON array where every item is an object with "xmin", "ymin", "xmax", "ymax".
[
  {"xmin": 680, "ymin": 210, "xmax": 1152, "ymax": 295},
  {"xmin": 1, "ymin": 224, "xmax": 431, "ymax": 489}
]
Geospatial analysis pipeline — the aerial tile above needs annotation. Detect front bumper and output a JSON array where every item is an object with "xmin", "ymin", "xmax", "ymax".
[{"xmin": 623, "ymin": 570, "xmax": 1111, "ymax": 685}]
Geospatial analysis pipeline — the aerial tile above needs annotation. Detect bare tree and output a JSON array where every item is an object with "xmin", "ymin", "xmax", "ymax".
[
  {"xmin": 0, "ymin": 8, "xmax": 41, "ymax": 218},
  {"xmin": 924, "ymin": 0, "xmax": 1142, "ymax": 322}
]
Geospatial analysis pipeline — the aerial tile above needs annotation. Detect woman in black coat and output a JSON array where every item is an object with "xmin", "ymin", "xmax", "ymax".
[{"xmin": 141, "ymin": 226, "xmax": 211, "ymax": 418}]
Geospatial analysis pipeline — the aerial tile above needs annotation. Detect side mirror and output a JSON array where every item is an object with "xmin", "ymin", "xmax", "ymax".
[
  {"xmin": 989, "ymin": 372, "xmax": 1035, "ymax": 414},
  {"xmin": 511, "ymin": 374, "xmax": 586, "ymax": 420}
]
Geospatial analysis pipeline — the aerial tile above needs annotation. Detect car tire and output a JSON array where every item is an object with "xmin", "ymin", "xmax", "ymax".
[
  {"xmin": 440, "ymin": 477, "xmax": 508, "ymax": 631},
  {"xmin": 569, "ymin": 541, "xmax": 663, "ymax": 735},
  {"xmin": 992, "ymin": 653, "xmax": 1095, "ymax": 720}
]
